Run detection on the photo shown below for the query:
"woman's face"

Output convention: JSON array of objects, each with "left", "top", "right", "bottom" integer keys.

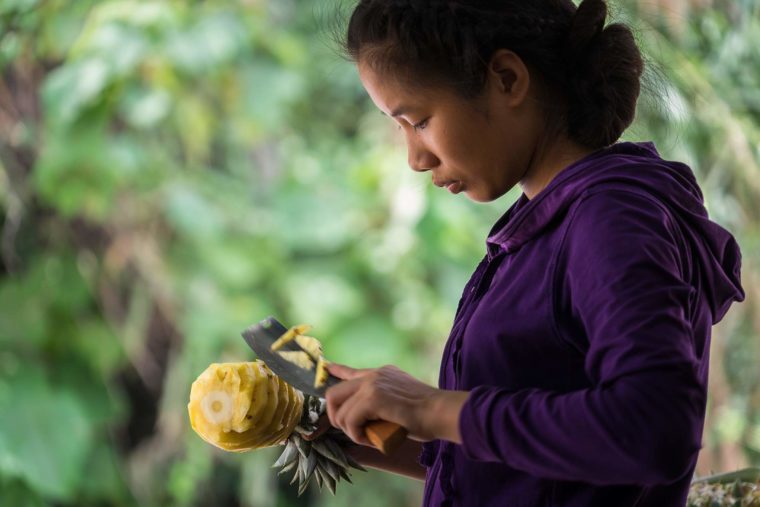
[{"left": 357, "top": 54, "right": 544, "bottom": 202}]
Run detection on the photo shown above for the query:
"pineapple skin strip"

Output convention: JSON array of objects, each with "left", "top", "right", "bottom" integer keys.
[
  {"left": 277, "top": 351, "right": 315, "bottom": 370},
  {"left": 270, "top": 324, "right": 312, "bottom": 351},
  {"left": 294, "top": 334, "right": 323, "bottom": 362},
  {"left": 314, "top": 356, "right": 330, "bottom": 389},
  {"left": 271, "top": 324, "right": 329, "bottom": 388}
]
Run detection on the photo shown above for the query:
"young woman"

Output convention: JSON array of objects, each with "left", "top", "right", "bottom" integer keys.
[{"left": 318, "top": 0, "right": 746, "bottom": 505}]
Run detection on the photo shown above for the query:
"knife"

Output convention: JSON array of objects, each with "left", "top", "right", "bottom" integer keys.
[{"left": 242, "top": 316, "right": 408, "bottom": 455}]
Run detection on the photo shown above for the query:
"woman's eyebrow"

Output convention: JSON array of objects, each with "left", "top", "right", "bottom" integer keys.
[
  {"left": 390, "top": 106, "right": 411, "bottom": 117},
  {"left": 380, "top": 105, "right": 414, "bottom": 117}
]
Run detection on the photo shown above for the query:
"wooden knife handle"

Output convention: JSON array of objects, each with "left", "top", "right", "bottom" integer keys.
[{"left": 365, "top": 420, "right": 408, "bottom": 455}]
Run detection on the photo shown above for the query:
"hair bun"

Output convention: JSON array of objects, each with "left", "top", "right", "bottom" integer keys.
[
  {"left": 565, "top": 0, "right": 644, "bottom": 148},
  {"left": 566, "top": 0, "right": 607, "bottom": 61}
]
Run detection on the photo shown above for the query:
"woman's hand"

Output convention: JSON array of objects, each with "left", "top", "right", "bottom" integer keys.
[{"left": 324, "top": 363, "right": 469, "bottom": 447}]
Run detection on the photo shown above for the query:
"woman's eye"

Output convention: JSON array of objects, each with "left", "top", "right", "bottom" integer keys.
[
  {"left": 412, "top": 118, "right": 429, "bottom": 131},
  {"left": 394, "top": 118, "right": 429, "bottom": 132}
]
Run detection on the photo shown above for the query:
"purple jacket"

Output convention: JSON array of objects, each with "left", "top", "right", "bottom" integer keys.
[{"left": 419, "top": 142, "right": 745, "bottom": 507}]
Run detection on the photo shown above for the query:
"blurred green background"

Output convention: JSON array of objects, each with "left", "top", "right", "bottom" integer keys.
[{"left": 0, "top": 0, "right": 757, "bottom": 505}]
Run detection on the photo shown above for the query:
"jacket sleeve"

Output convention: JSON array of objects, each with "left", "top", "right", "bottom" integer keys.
[{"left": 457, "top": 189, "right": 705, "bottom": 486}]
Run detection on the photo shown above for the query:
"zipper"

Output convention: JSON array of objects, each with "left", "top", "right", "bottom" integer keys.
[
  {"left": 426, "top": 251, "right": 508, "bottom": 504},
  {"left": 454, "top": 256, "right": 489, "bottom": 323},
  {"left": 451, "top": 252, "right": 507, "bottom": 384},
  {"left": 439, "top": 256, "right": 490, "bottom": 390}
]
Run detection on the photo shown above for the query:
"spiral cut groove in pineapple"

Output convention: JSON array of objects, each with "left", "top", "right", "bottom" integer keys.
[{"left": 188, "top": 361, "right": 304, "bottom": 452}]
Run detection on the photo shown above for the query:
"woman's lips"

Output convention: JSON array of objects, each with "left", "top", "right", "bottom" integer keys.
[
  {"left": 433, "top": 177, "right": 463, "bottom": 193},
  {"left": 446, "top": 181, "right": 463, "bottom": 194}
]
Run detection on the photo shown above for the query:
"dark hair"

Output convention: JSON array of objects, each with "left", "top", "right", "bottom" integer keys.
[{"left": 341, "top": 0, "right": 644, "bottom": 149}]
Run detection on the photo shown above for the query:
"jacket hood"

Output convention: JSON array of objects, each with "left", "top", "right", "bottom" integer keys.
[{"left": 486, "top": 141, "right": 745, "bottom": 323}]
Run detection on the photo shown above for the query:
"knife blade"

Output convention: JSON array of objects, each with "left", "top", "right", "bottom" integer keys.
[
  {"left": 241, "top": 316, "right": 408, "bottom": 454},
  {"left": 241, "top": 316, "right": 340, "bottom": 397}
]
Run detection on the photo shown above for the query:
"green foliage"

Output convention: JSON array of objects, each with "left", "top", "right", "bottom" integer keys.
[
  {"left": 0, "top": 0, "right": 758, "bottom": 506},
  {"left": 0, "top": 368, "right": 92, "bottom": 499}
]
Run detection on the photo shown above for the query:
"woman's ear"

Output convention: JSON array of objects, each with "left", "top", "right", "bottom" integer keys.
[{"left": 487, "top": 49, "right": 531, "bottom": 107}]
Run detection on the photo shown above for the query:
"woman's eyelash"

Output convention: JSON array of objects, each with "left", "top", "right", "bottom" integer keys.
[
  {"left": 412, "top": 118, "right": 429, "bottom": 131},
  {"left": 394, "top": 118, "right": 430, "bottom": 131}
]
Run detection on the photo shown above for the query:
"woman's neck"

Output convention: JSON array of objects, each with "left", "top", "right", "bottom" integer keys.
[{"left": 520, "top": 137, "right": 595, "bottom": 200}]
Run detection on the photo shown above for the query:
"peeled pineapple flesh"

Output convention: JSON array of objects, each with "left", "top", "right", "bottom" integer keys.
[{"left": 188, "top": 361, "right": 304, "bottom": 452}]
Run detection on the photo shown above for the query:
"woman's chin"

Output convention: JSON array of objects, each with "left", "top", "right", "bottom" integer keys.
[
  {"left": 461, "top": 186, "right": 487, "bottom": 203},
  {"left": 467, "top": 186, "right": 506, "bottom": 203}
]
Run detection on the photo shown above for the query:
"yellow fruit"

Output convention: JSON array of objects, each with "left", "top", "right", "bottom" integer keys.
[
  {"left": 271, "top": 325, "right": 323, "bottom": 362},
  {"left": 314, "top": 356, "right": 330, "bottom": 389},
  {"left": 188, "top": 328, "right": 363, "bottom": 497},
  {"left": 270, "top": 324, "right": 312, "bottom": 351},
  {"left": 188, "top": 361, "right": 304, "bottom": 452},
  {"left": 294, "top": 334, "right": 323, "bottom": 361},
  {"left": 277, "top": 350, "right": 315, "bottom": 370}
]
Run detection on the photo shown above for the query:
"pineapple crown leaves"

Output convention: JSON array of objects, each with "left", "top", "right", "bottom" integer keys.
[{"left": 273, "top": 394, "right": 366, "bottom": 496}]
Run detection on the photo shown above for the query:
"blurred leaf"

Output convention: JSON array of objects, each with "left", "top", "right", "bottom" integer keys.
[
  {"left": 121, "top": 85, "right": 172, "bottom": 129},
  {"left": 0, "top": 278, "right": 47, "bottom": 347},
  {"left": 78, "top": 443, "right": 134, "bottom": 504},
  {"left": 0, "top": 369, "right": 94, "bottom": 500},
  {"left": 0, "top": 0, "right": 41, "bottom": 12},
  {"left": 163, "top": 182, "right": 224, "bottom": 240},
  {"left": 284, "top": 266, "right": 365, "bottom": 331},
  {"left": 241, "top": 61, "right": 305, "bottom": 134},
  {"left": 42, "top": 58, "right": 111, "bottom": 124},
  {"left": 166, "top": 437, "right": 213, "bottom": 506},
  {"left": 164, "top": 11, "right": 248, "bottom": 72},
  {"left": 329, "top": 316, "right": 405, "bottom": 369},
  {"left": 0, "top": 477, "right": 47, "bottom": 507},
  {"left": 34, "top": 121, "right": 138, "bottom": 218}
]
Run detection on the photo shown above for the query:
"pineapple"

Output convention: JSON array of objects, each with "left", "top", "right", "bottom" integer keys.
[
  {"left": 188, "top": 360, "right": 365, "bottom": 496},
  {"left": 188, "top": 361, "right": 303, "bottom": 451}
]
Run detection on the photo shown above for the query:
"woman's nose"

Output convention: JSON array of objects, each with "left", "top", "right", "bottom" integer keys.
[{"left": 407, "top": 138, "right": 439, "bottom": 173}]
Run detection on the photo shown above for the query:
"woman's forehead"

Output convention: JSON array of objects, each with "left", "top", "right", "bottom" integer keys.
[
  {"left": 358, "top": 62, "right": 451, "bottom": 115},
  {"left": 358, "top": 63, "right": 414, "bottom": 114}
]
